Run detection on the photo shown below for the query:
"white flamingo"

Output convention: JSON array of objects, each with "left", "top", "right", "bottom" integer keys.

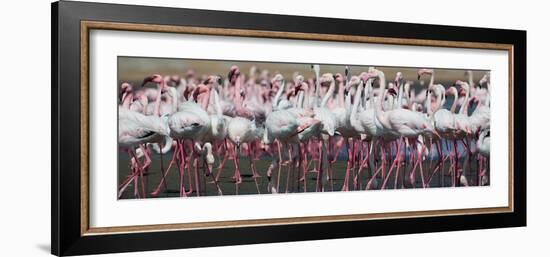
[
  {"left": 118, "top": 74, "right": 170, "bottom": 198},
  {"left": 365, "top": 68, "right": 438, "bottom": 189}
]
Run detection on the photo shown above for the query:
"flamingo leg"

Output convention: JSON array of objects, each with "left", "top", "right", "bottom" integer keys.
[
  {"left": 316, "top": 140, "right": 322, "bottom": 192},
  {"left": 248, "top": 145, "right": 261, "bottom": 194},
  {"left": 381, "top": 137, "right": 402, "bottom": 189},
  {"left": 453, "top": 140, "right": 460, "bottom": 187},
  {"left": 331, "top": 136, "right": 345, "bottom": 164},
  {"left": 426, "top": 140, "right": 444, "bottom": 187},
  {"left": 215, "top": 139, "right": 229, "bottom": 182},
  {"left": 341, "top": 139, "right": 352, "bottom": 191},
  {"left": 354, "top": 140, "right": 369, "bottom": 190},
  {"left": 193, "top": 150, "right": 200, "bottom": 197},
  {"left": 129, "top": 149, "right": 146, "bottom": 198},
  {"left": 118, "top": 150, "right": 142, "bottom": 198},
  {"left": 418, "top": 140, "right": 427, "bottom": 188},
  {"left": 285, "top": 143, "right": 294, "bottom": 193},
  {"left": 232, "top": 143, "right": 242, "bottom": 194},
  {"left": 394, "top": 138, "right": 404, "bottom": 189},
  {"left": 177, "top": 140, "right": 185, "bottom": 197},
  {"left": 299, "top": 143, "right": 307, "bottom": 192},
  {"left": 276, "top": 140, "right": 283, "bottom": 193},
  {"left": 151, "top": 141, "right": 179, "bottom": 196}
]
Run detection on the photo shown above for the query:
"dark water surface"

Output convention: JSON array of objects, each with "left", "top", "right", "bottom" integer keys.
[{"left": 118, "top": 144, "right": 489, "bottom": 199}]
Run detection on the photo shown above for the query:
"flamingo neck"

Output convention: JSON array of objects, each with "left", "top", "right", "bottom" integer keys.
[
  {"left": 337, "top": 80, "right": 345, "bottom": 108},
  {"left": 168, "top": 87, "right": 177, "bottom": 114},
  {"left": 152, "top": 82, "right": 163, "bottom": 117},
  {"left": 397, "top": 81, "right": 404, "bottom": 109},
  {"left": 314, "top": 68, "right": 320, "bottom": 108},
  {"left": 121, "top": 93, "right": 132, "bottom": 109},
  {"left": 198, "top": 90, "right": 210, "bottom": 110},
  {"left": 424, "top": 89, "right": 433, "bottom": 115},
  {"left": 430, "top": 89, "right": 443, "bottom": 115},
  {"left": 212, "top": 89, "right": 223, "bottom": 118},
  {"left": 448, "top": 89, "right": 458, "bottom": 113},
  {"left": 234, "top": 76, "right": 243, "bottom": 104},
  {"left": 459, "top": 86, "right": 470, "bottom": 114},
  {"left": 350, "top": 82, "right": 364, "bottom": 121},
  {"left": 302, "top": 83, "right": 311, "bottom": 109},
  {"left": 320, "top": 80, "right": 335, "bottom": 108},
  {"left": 344, "top": 91, "right": 352, "bottom": 116},
  {"left": 296, "top": 91, "right": 304, "bottom": 108},
  {"left": 374, "top": 72, "right": 391, "bottom": 129},
  {"left": 272, "top": 80, "right": 286, "bottom": 110},
  {"left": 405, "top": 86, "right": 413, "bottom": 110},
  {"left": 363, "top": 80, "right": 370, "bottom": 108}
]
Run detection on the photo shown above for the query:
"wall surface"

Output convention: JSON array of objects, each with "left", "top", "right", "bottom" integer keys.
[{"left": 0, "top": 0, "right": 545, "bottom": 256}]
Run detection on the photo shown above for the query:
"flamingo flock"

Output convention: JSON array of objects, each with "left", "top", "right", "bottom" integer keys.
[{"left": 118, "top": 64, "right": 491, "bottom": 199}]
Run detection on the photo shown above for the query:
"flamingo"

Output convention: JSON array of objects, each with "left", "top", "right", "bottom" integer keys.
[
  {"left": 152, "top": 81, "right": 212, "bottom": 197},
  {"left": 452, "top": 80, "right": 477, "bottom": 186},
  {"left": 332, "top": 72, "right": 360, "bottom": 191},
  {"left": 365, "top": 68, "right": 438, "bottom": 190},
  {"left": 227, "top": 116, "right": 263, "bottom": 194},
  {"left": 118, "top": 74, "right": 170, "bottom": 198},
  {"left": 469, "top": 73, "right": 491, "bottom": 134},
  {"left": 290, "top": 76, "right": 322, "bottom": 191},
  {"left": 117, "top": 65, "right": 490, "bottom": 199},
  {"left": 476, "top": 129, "right": 490, "bottom": 185},
  {"left": 263, "top": 75, "right": 305, "bottom": 193},
  {"left": 311, "top": 66, "right": 338, "bottom": 191}
]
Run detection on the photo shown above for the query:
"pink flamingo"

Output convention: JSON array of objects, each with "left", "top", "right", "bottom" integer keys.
[
  {"left": 118, "top": 75, "right": 169, "bottom": 198},
  {"left": 365, "top": 68, "right": 439, "bottom": 190},
  {"left": 152, "top": 81, "right": 212, "bottom": 197}
]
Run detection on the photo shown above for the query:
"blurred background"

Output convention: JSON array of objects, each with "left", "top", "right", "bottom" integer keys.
[{"left": 118, "top": 56, "right": 488, "bottom": 88}]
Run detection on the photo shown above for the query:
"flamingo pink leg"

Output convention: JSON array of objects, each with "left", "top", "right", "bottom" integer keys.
[{"left": 341, "top": 139, "right": 353, "bottom": 191}]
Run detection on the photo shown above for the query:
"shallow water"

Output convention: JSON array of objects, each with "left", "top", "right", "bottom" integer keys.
[{"left": 118, "top": 142, "right": 489, "bottom": 199}]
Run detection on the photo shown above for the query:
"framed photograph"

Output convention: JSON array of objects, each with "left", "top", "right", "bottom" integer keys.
[{"left": 52, "top": 1, "right": 526, "bottom": 256}]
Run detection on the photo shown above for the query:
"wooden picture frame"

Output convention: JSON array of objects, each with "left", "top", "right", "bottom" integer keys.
[{"left": 52, "top": 1, "right": 526, "bottom": 255}]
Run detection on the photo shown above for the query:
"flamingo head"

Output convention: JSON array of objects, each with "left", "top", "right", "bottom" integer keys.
[
  {"left": 422, "top": 122, "right": 440, "bottom": 138},
  {"left": 395, "top": 71, "right": 403, "bottom": 86},
  {"left": 294, "top": 118, "right": 322, "bottom": 139},
  {"left": 345, "top": 75, "right": 362, "bottom": 94},
  {"left": 193, "top": 84, "right": 210, "bottom": 110},
  {"left": 202, "top": 75, "right": 223, "bottom": 90},
  {"left": 479, "top": 73, "right": 490, "bottom": 86},
  {"left": 119, "top": 82, "right": 132, "bottom": 101},
  {"left": 227, "top": 65, "right": 241, "bottom": 84},
  {"left": 361, "top": 68, "right": 380, "bottom": 83},
  {"left": 348, "top": 75, "right": 361, "bottom": 87},
  {"left": 168, "top": 113, "right": 205, "bottom": 137},
  {"left": 417, "top": 69, "right": 434, "bottom": 80},
  {"left": 133, "top": 90, "right": 145, "bottom": 100},
  {"left": 469, "top": 95, "right": 480, "bottom": 109},
  {"left": 387, "top": 85, "right": 398, "bottom": 97},
  {"left": 293, "top": 78, "right": 309, "bottom": 96},
  {"left": 334, "top": 73, "right": 345, "bottom": 83},
  {"left": 445, "top": 86, "right": 458, "bottom": 97},
  {"left": 167, "top": 75, "right": 181, "bottom": 87},
  {"left": 458, "top": 87, "right": 467, "bottom": 97},
  {"left": 319, "top": 73, "right": 334, "bottom": 87},
  {"left": 271, "top": 74, "right": 284, "bottom": 87},
  {"left": 456, "top": 80, "right": 469, "bottom": 95},
  {"left": 141, "top": 74, "right": 163, "bottom": 87}
]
